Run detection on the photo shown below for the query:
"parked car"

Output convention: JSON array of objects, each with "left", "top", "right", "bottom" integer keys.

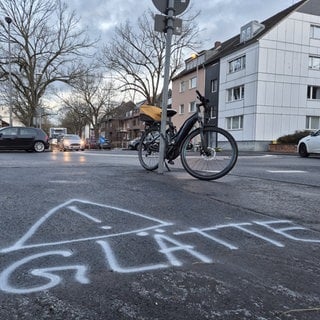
[
  {"left": 128, "top": 137, "right": 141, "bottom": 150},
  {"left": 97, "top": 137, "right": 111, "bottom": 150},
  {"left": 0, "top": 126, "right": 50, "bottom": 152},
  {"left": 85, "top": 137, "right": 111, "bottom": 150},
  {"left": 297, "top": 129, "right": 320, "bottom": 157},
  {"left": 57, "top": 134, "right": 85, "bottom": 151},
  {"left": 85, "top": 138, "right": 98, "bottom": 149}
]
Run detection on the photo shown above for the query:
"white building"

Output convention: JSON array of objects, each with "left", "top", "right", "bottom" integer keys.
[
  {"left": 0, "top": 106, "right": 10, "bottom": 127},
  {"left": 0, "top": 105, "right": 23, "bottom": 127},
  {"left": 172, "top": 0, "right": 320, "bottom": 150}
]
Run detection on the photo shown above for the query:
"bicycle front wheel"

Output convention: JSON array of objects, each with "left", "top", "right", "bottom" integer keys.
[
  {"left": 180, "top": 126, "right": 238, "bottom": 180},
  {"left": 138, "top": 126, "right": 161, "bottom": 171}
]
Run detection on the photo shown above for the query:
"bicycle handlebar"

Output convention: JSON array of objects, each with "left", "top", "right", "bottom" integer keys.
[{"left": 196, "top": 90, "right": 209, "bottom": 106}]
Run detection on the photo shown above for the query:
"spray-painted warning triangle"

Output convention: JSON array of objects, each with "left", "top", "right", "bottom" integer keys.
[{"left": 1, "top": 199, "right": 172, "bottom": 253}]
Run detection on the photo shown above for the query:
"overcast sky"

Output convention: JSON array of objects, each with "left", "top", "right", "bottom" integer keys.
[{"left": 67, "top": 0, "right": 301, "bottom": 52}]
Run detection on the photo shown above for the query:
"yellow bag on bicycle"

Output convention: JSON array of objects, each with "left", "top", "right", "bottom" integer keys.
[{"left": 140, "top": 105, "right": 162, "bottom": 122}]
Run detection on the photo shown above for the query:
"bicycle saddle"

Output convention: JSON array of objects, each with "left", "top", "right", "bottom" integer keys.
[{"left": 166, "top": 109, "right": 177, "bottom": 118}]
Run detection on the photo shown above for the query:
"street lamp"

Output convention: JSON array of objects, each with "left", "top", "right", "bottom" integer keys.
[
  {"left": 190, "top": 53, "right": 198, "bottom": 59},
  {"left": 5, "top": 16, "right": 13, "bottom": 126}
]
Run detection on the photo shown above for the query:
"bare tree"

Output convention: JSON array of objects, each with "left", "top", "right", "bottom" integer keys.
[
  {"left": 0, "top": 0, "right": 96, "bottom": 126},
  {"left": 102, "top": 9, "right": 201, "bottom": 106},
  {"left": 58, "top": 72, "right": 116, "bottom": 138},
  {"left": 59, "top": 108, "right": 88, "bottom": 137}
]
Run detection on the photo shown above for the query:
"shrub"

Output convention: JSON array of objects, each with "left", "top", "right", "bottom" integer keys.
[{"left": 276, "top": 130, "right": 311, "bottom": 144}]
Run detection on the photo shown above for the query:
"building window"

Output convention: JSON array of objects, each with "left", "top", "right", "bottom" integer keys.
[
  {"left": 189, "top": 77, "right": 197, "bottom": 89},
  {"left": 210, "top": 106, "right": 216, "bottom": 119},
  {"left": 240, "top": 26, "right": 252, "bottom": 43},
  {"left": 179, "top": 104, "right": 185, "bottom": 114},
  {"left": 227, "top": 85, "right": 245, "bottom": 102},
  {"left": 189, "top": 101, "right": 196, "bottom": 112},
  {"left": 307, "top": 85, "right": 320, "bottom": 99},
  {"left": 306, "top": 116, "right": 320, "bottom": 130},
  {"left": 310, "top": 25, "right": 320, "bottom": 39},
  {"left": 226, "top": 115, "right": 243, "bottom": 130},
  {"left": 180, "top": 81, "right": 186, "bottom": 92},
  {"left": 309, "top": 56, "right": 320, "bottom": 70},
  {"left": 228, "top": 55, "right": 246, "bottom": 73},
  {"left": 211, "top": 79, "right": 218, "bottom": 93}
]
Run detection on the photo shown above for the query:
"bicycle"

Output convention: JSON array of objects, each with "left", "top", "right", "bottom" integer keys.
[{"left": 138, "top": 90, "right": 238, "bottom": 180}]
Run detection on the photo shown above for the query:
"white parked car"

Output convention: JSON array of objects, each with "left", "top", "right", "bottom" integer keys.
[
  {"left": 57, "top": 134, "right": 85, "bottom": 151},
  {"left": 128, "top": 137, "right": 141, "bottom": 150},
  {"left": 297, "top": 129, "right": 320, "bottom": 157}
]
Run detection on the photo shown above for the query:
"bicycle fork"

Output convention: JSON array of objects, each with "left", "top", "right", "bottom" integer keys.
[{"left": 199, "top": 126, "right": 218, "bottom": 158}]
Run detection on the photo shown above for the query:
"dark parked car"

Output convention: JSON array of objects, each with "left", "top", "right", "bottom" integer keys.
[
  {"left": 0, "top": 126, "right": 50, "bottom": 152},
  {"left": 85, "top": 138, "right": 97, "bottom": 149},
  {"left": 128, "top": 137, "right": 141, "bottom": 150},
  {"left": 57, "top": 134, "right": 85, "bottom": 151}
]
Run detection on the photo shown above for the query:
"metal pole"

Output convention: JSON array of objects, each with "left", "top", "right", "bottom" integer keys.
[
  {"left": 39, "top": 108, "right": 42, "bottom": 129},
  {"left": 158, "top": 0, "right": 174, "bottom": 174},
  {"left": 5, "top": 17, "right": 13, "bottom": 127}
]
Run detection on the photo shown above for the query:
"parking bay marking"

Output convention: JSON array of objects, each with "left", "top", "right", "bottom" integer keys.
[{"left": 267, "top": 170, "right": 306, "bottom": 173}]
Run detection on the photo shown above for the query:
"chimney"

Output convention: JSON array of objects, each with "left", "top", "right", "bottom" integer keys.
[{"left": 214, "top": 41, "right": 221, "bottom": 49}]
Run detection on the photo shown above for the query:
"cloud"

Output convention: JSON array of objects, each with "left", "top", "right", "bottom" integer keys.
[
  {"left": 67, "top": 0, "right": 298, "bottom": 51},
  {"left": 197, "top": 0, "right": 296, "bottom": 44}
]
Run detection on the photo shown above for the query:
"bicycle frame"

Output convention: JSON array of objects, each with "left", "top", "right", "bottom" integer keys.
[
  {"left": 173, "top": 112, "right": 199, "bottom": 145},
  {"left": 166, "top": 112, "right": 199, "bottom": 161}
]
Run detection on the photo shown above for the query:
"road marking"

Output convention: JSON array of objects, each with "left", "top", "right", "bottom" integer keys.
[
  {"left": 83, "top": 152, "right": 138, "bottom": 158},
  {"left": 267, "top": 170, "right": 306, "bottom": 173},
  {"left": 239, "top": 154, "right": 277, "bottom": 159},
  {"left": 67, "top": 205, "right": 102, "bottom": 223},
  {"left": 1, "top": 199, "right": 320, "bottom": 294},
  {"left": 48, "top": 180, "right": 81, "bottom": 184}
]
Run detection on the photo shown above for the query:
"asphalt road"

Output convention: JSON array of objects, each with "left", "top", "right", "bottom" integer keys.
[{"left": 0, "top": 149, "right": 319, "bottom": 320}]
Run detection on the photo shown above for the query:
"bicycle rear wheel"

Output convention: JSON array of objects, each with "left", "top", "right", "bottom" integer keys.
[
  {"left": 180, "top": 126, "right": 238, "bottom": 180},
  {"left": 138, "top": 126, "right": 161, "bottom": 171}
]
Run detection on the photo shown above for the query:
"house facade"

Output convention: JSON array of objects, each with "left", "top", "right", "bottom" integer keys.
[
  {"left": 100, "top": 101, "right": 144, "bottom": 148},
  {"left": 0, "top": 107, "right": 19, "bottom": 127},
  {"left": 0, "top": 117, "right": 9, "bottom": 127},
  {"left": 172, "top": 0, "right": 320, "bottom": 151},
  {"left": 171, "top": 54, "right": 206, "bottom": 130}
]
